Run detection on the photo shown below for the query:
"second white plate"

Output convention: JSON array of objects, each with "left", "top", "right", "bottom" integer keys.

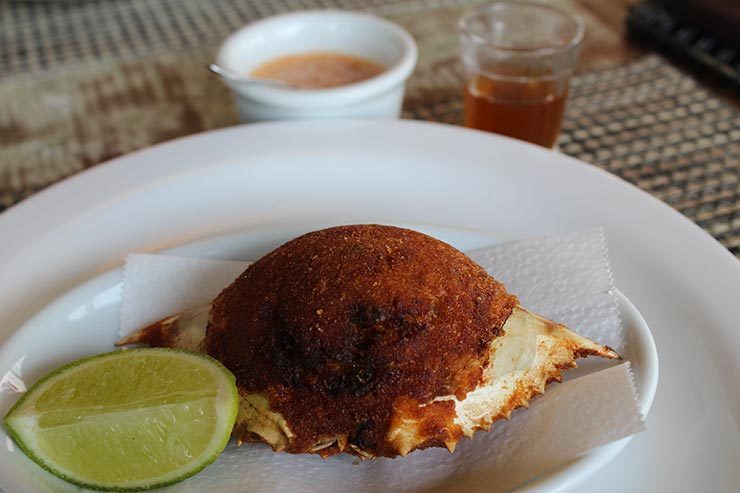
[
  {"left": 0, "top": 120, "right": 737, "bottom": 491},
  {"left": 0, "top": 225, "right": 657, "bottom": 493}
]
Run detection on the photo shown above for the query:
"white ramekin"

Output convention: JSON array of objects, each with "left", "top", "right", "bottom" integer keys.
[{"left": 215, "top": 10, "right": 418, "bottom": 122}]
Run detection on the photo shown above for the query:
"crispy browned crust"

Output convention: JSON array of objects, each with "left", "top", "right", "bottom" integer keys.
[{"left": 206, "top": 224, "right": 518, "bottom": 457}]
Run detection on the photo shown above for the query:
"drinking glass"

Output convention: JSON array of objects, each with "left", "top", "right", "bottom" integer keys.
[{"left": 459, "top": 2, "right": 584, "bottom": 148}]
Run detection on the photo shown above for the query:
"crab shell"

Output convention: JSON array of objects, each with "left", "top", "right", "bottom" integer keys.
[{"left": 117, "top": 304, "right": 617, "bottom": 458}]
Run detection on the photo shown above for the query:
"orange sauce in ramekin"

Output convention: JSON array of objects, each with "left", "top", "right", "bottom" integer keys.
[{"left": 251, "top": 52, "right": 385, "bottom": 89}]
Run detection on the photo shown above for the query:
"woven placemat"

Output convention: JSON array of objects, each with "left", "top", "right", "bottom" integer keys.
[{"left": 1, "top": 0, "right": 739, "bottom": 255}]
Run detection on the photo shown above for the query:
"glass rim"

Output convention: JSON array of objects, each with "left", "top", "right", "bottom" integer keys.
[{"left": 458, "top": 1, "right": 586, "bottom": 56}]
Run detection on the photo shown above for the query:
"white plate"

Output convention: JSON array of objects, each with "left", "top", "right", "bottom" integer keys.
[
  {"left": 0, "top": 120, "right": 738, "bottom": 492},
  {"left": 0, "top": 226, "right": 657, "bottom": 493}
]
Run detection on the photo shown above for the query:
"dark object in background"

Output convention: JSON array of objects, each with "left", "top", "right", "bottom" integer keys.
[
  {"left": 627, "top": 1, "right": 740, "bottom": 89},
  {"left": 661, "top": 0, "right": 740, "bottom": 46}
]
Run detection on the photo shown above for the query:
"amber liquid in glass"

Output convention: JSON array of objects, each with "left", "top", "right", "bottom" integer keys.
[{"left": 464, "top": 75, "right": 568, "bottom": 148}]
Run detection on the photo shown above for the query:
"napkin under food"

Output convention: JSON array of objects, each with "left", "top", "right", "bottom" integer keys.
[{"left": 119, "top": 229, "right": 644, "bottom": 493}]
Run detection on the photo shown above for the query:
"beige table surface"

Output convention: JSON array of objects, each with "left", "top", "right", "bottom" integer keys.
[{"left": 1, "top": 0, "right": 738, "bottom": 255}]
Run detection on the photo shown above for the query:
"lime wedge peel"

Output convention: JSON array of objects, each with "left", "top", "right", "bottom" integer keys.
[{"left": 4, "top": 348, "right": 238, "bottom": 492}]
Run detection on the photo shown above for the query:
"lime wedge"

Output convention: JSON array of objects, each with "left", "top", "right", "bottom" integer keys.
[{"left": 4, "top": 348, "right": 238, "bottom": 491}]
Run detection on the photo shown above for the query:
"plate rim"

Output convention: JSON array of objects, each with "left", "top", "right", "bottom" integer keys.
[{"left": 1, "top": 120, "right": 737, "bottom": 269}]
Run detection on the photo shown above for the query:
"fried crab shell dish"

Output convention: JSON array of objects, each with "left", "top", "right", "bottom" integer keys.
[{"left": 118, "top": 225, "right": 618, "bottom": 459}]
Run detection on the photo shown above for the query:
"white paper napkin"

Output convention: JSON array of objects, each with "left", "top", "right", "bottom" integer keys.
[
  {"left": 120, "top": 255, "right": 248, "bottom": 336},
  {"left": 119, "top": 229, "right": 645, "bottom": 493},
  {"left": 467, "top": 228, "right": 623, "bottom": 353}
]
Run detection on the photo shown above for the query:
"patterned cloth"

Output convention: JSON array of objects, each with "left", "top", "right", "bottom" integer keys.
[{"left": 1, "top": 0, "right": 739, "bottom": 255}]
